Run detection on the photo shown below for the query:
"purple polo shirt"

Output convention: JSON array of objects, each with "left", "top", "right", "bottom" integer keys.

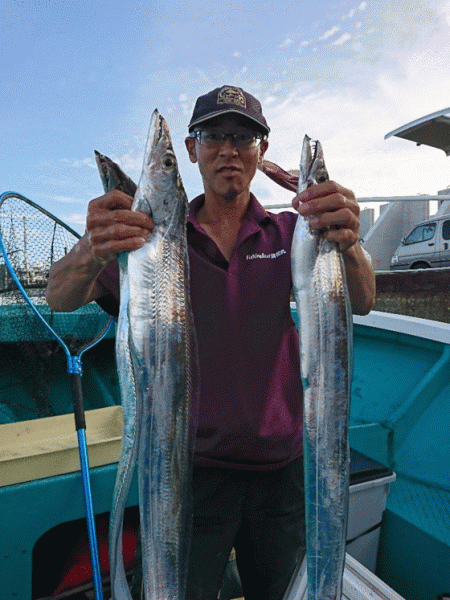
[{"left": 97, "top": 194, "right": 303, "bottom": 471}]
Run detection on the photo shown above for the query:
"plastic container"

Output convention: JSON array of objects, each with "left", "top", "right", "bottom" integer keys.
[
  {"left": 348, "top": 449, "right": 396, "bottom": 572},
  {"left": 284, "top": 552, "right": 406, "bottom": 600}
]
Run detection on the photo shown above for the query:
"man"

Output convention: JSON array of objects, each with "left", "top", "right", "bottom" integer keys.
[{"left": 46, "top": 85, "right": 375, "bottom": 600}]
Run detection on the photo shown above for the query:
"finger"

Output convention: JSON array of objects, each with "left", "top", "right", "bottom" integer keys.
[
  {"left": 297, "top": 194, "right": 356, "bottom": 219},
  {"left": 307, "top": 205, "right": 360, "bottom": 232},
  {"left": 87, "top": 208, "right": 154, "bottom": 233},
  {"left": 293, "top": 181, "right": 356, "bottom": 212},
  {"left": 298, "top": 180, "right": 356, "bottom": 203},
  {"left": 86, "top": 189, "right": 154, "bottom": 232},
  {"left": 87, "top": 229, "right": 149, "bottom": 266},
  {"left": 298, "top": 193, "right": 359, "bottom": 221},
  {"left": 323, "top": 227, "right": 359, "bottom": 252},
  {"left": 89, "top": 222, "right": 152, "bottom": 245},
  {"left": 90, "top": 235, "right": 148, "bottom": 257},
  {"left": 292, "top": 182, "right": 355, "bottom": 211},
  {"left": 87, "top": 210, "right": 153, "bottom": 265},
  {"left": 88, "top": 189, "right": 134, "bottom": 213}
]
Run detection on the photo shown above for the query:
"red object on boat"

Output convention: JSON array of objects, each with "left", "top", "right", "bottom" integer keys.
[{"left": 52, "top": 513, "right": 138, "bottom": 595}]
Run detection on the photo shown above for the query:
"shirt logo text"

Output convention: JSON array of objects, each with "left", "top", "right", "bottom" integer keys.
[{"left": 246, "top": 249, "right": 286, "bottom": 260}]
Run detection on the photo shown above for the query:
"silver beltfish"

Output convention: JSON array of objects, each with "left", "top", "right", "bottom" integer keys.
[
  {"left": 287, "top": 136, "right": 352, "bottom": 600},
  {"left": 95, "top": 150, "right": 140, "bottom": 600},
  {"left": 96, "top": 110, "right": 198, "bottom": 600}
]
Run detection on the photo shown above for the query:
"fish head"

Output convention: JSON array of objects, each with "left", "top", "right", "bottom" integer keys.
[
  {"left": 298, "top": 135, "right": 329, "bottom": 192},
  {"left": 94, "top": 150, "right": 138, "bottom": 197},
  {"left": 133, "top": 109, "right": 188, "bottom": 229}
]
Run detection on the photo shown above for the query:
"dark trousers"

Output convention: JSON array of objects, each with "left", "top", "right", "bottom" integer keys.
[
  {"left": 131, "top": 458, "right": 305, "bottom": 600},
  {"left": 186, "top": 458, "right": 305, "bottom": 600}
]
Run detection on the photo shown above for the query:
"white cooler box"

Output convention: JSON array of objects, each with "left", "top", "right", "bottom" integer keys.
[
  {"left": 221, "top": 450, "right": 397, "bottom": 600},
  {"left": 347, "top": 449, "right": 396, "bottom": 572},
  {"left": 284, "top": 552, "right": 406, "bottom": 600}
]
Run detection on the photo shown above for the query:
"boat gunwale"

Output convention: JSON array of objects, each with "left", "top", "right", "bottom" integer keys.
[{"left": 352, "top": 310, "right": 450, "bottom": 345}]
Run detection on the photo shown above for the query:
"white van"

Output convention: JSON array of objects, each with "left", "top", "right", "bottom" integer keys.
[{"left": 390, "top": 214, "right": 450, "bottom": 270}]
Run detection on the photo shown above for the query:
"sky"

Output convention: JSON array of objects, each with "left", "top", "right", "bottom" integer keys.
[{"left": 1, "top": 0, "right": 450, "bottom": 233}]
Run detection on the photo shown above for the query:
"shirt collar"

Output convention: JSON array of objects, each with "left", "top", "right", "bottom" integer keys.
[{"left": 188, "top": 193, "right": 272, "bottom": 231}]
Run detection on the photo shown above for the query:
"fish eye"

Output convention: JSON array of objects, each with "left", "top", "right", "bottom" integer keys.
[{"left": 163, "top": 154, "right": 175, "bottom": 169}]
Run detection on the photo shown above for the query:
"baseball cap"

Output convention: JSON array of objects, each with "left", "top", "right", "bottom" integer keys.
[{"left": 188, "top": 86, "right": 270, "bottom": 135}]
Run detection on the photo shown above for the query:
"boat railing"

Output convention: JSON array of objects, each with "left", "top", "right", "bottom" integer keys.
[{"left": 263, "top": 194, "right": 450, "bottom": 211}]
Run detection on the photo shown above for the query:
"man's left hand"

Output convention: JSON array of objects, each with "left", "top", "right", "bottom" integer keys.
[{"left": 292, "top": 181, "right": 360, "bottom": 253}]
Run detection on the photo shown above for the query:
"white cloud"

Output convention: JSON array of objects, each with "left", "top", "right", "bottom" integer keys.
[
  {"left": 320, "top": 25, "right": 341, "bottom": 40},
  {"left": 442, "top": 1, "right": 450, "bottom": 26},
  {"left": 298, "top": 40, "right": 311, "bottom": 52},
  {"left": 256, "top": 24, "right": 450, "bottom": 209},
  {"left": 111, "top": 153, "right": 143, "bottom": 174},
  {"left": 377, "top": 39, "right": 450, "bottom": 120},
  {"left": 233, "top": 51, "right": 241, "bottom": 57},
  {"left": 61, "top": 157, "right": 96, "bottom": 169},
  {"left": 279, "top": 37, "right": 293, "bottom": 48},
  {"left": 359, "top": 1, "right": 367, "bottom": 10},
  {"left": 342, "top": 5, "right": 358, "bottom": 20},
  {"left": 351, "top": 41, "right": 363, "bottom": 51},
  {"left": 62, "top": 152, "right": 143, "bottom": 179},
  {"left": 64, "top": 213, "right": 90, "bottom": 227},
  {"left": 332, "top": 33, "right": 352, "bottom": 45},
  {"left": 178, "top": 93, "right": 193, "bottom": 116}
]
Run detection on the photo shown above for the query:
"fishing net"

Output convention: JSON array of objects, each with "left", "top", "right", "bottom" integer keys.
[
  {"left": 0, "top": 191, "right": 113, "bottom": 599},
  {"left": 0, "top": 192, "right": 112, "bottom": 423}
]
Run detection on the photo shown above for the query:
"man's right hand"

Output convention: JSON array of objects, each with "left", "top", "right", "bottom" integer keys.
[
  {"left": 86, "top": 190, "right": 154, "bottom": 265},
  {"left": 46, "top": 190, "right": 154, "bottom": 311}
]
